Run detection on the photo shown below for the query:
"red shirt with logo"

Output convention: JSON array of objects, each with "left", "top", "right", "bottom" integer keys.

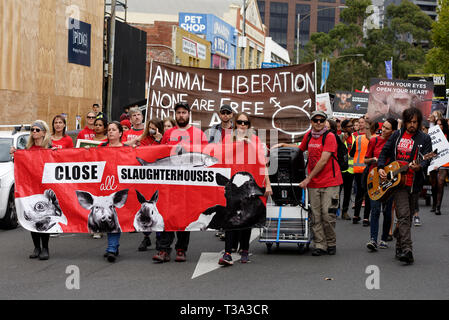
[
  {"left": 161, "top": 126, "right": 208, "bottom": 146},
  {"left": 396, "top": 131, "right": 416, "bottom": 187},
  {"left": 52, "top": 135, "right": 74, "bottom": 149},
  {"left": 122, "top": 128, "right": 144, "bottom": 142},
  {"left": 140, "top": 135, "right": 159, "bottom": 146},
  {"left": 299, "top": 131, "right": 343, "bottom": 188},
  {"left": 77, "top": 126, "right": 95, "bottom": 140},
  {"left": 366, "top": 136, "right": 388, "bottom": 171}
]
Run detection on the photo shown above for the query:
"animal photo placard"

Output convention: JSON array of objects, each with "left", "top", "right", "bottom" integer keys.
[{"left": 14, "top": 143, "right": 267, "bottom": 233}]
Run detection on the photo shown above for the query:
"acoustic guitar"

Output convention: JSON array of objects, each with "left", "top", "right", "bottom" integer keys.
[{"left": 367, "top": 150, "right": 438, "bottom": 202}]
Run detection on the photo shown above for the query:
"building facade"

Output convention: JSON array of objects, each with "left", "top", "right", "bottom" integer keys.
[{"left": 257, "top": 0, "right": 345, "bottom": 54}]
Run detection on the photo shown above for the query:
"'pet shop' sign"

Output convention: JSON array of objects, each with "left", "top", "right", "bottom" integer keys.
[
  {"left": 14, "top": 143, "right": 267, "bottom": 234},
  {"left": 146, "top": 61, "right": 316, "bottom": 143}
]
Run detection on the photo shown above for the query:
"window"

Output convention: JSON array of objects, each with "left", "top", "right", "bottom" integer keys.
[
  {"left": 258, "top": 1, "right": 265, "bottom": 24},
  {"left": 269, "top": 2, "right": 289, "bottom": 49},
  {"left": 317, "top": 6, "right": 335, "bottom": 33},
  {"left": 296, "top": 4, "right": 311, "bottom": 46}
]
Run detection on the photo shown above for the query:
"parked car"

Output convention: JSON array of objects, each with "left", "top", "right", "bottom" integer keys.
[{"left": 0, "top": 125, "right": 30, "bottom": 229}]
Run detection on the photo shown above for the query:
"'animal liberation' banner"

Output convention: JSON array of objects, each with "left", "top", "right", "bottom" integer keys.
[
  {"left": 14, "top": 143, "right": 267, "bottom": 233},
  {"left": 146, "top": 61, "right": 316, "bottom": 143}
]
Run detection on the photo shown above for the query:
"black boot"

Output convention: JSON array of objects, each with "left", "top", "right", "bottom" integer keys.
[
  {"left": 39, "top": 248, "right": 49, "bottom": 260},
  {"left": 29, "top": 247, "right": 41, "bottom": 259}
]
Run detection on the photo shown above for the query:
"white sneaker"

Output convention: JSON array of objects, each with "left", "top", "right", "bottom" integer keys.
[
  {"left": 413, "top": 216, "right": 421, "bottom": 226},
  {"left": 92, "top": 233, "right": 102, "bottom": 239}
]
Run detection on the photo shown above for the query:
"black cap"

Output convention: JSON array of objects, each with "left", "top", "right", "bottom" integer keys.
[
  {"left": 174, "top": 102, "right": 190, "bottom": 112},
  {"left": 220, "top": 104, "right": 233, "bottom": 113}
]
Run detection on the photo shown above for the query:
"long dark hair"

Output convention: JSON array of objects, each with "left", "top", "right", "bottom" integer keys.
[
  {"left": 94, "top": 117, "right": 108, "bottom": 135},
  {"left": 402, "top": 107, "right": 423, "bottom": 130},
  {"left": 436, "top": 118, "right": 449, "bottom": 137},
  {"left": 385, "top": 117, "right": 398, "bottom": 131},
  {"left": 52, "top": 115, "right": 67, "bottom": 136},
  {"left": 108, "top": 121, "right": 123, "bottom": 141}
]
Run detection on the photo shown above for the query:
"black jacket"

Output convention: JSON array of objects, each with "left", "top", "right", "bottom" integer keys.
[{"left": 377, "top": 128, "right": 432, "bottom": 194}]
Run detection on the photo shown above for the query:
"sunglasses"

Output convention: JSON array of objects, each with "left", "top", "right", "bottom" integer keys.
[
  {"left": 312, "top": 118, "right": 326, "bottom": 123},
  {"left": 31, "top": 128, "right": 41, "bottom": 132},
  {"left": 236, "top": 120, "right": 250, "bottom": 126},
  {"left": 220, "top": 110, "right": 232, "bottom": 115},
  {"left": 87, "top": 116, "right": 96, "bottom": 119}
]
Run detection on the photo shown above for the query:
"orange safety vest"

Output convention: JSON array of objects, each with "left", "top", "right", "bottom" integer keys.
[{"left": 353, "top": 134, "right": 370, "bottom": 173}]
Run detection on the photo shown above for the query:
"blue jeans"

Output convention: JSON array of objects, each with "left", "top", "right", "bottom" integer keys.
[
  {"left": 106, "top": 232, "right": 121, "bottom": 253},
  {"left": 369, "top": 198, "right": 393, "bottom": 242}
]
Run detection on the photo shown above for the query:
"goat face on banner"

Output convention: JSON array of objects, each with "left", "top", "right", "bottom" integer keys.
[
  {"left": 185, "top": 172, "right": 266, "bottom": 231},
  {"left": 133, "top": 190, "right": 164, "bottom": 232},
  {"left": 17, "top": 189, "right": 68, "bottom": 233},
  {"left": 76, "top": 189, "right": 128, "bottom": 233}
]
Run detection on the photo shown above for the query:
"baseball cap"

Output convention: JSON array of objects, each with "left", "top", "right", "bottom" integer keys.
[
  {"left": 174, "top": 102, "right": 190, "bottom": 112},
  {"left": 310, "top": 110, "right": 327, "bottom": 120},
  {"left": 220, "top": 104, "right": 233, "bottom": 113}
]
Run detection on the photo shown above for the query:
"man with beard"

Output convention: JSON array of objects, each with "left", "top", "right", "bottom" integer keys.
[
  {"left": 377, "top": 107, "right": 432, "bottom": 264},
  {"left": 153, "top": 102, "right": 208, "bottom": 263}
]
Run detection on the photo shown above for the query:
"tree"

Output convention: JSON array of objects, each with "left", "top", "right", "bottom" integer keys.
[{"left": 425, "top": 0, "right": 449, "bottom": 75}]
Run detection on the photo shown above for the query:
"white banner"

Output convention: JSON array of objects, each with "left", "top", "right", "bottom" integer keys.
[{"left": 428, "top": 126, "right": 449, "bottom": 173}]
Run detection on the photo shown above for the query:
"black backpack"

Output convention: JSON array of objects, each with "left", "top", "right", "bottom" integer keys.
[{"left": 305, "top": 131, "right": 349, "bottom": 175}]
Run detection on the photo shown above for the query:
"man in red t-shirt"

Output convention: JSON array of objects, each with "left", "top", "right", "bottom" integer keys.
[
  {"left": 122, "top": 107, "right": 145, "bottom": 143},
  {"left": 153, "top": 102, "right": 207, "bottom": 264},
  {"left": 299, "top": 110, "right": 343, "bottom": 256},
  {"left": 76, "top": 112, "right": 96, "bottom": 143}
]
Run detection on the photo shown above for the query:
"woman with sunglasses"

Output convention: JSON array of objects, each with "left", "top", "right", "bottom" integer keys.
[
  {"left": 218, "top": 112, "right": 273, "bottom": 265},
  {"left": 51, "top": 115, "right": 74, "bottom": 149},
  {"left": 10, "top": 120, "right": 53, "bottom": 260}
]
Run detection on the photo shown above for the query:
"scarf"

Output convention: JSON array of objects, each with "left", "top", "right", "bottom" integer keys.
[{"left": 311, "top": 127, "right": 327, "bottom": 139}]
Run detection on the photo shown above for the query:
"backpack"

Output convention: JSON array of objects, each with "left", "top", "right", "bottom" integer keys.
[{"left": 306, "top": 131, "right": 349, "bottom": 175}]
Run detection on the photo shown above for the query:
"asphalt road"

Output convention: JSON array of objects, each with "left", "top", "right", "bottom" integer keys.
[{"left": 1, "top": 196, "right": 448, "bottom": 301}]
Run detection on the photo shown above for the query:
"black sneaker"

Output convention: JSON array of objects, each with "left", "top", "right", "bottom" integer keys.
[
  {"left": 398, "top": 250, "right": 414, "bottom": 264},
  {"left": 366, "top": 240, "right": 378, "bottom": 252},
  {"left": 435, "top": 207, "right": 441, "bottom": 215},
  {"left": 138, "top": 236, "right": 151, "bottom": 251},
  {"left": 105, "top": 251, "right": 117, "bottom": 263},
  {"left": 39, "top": 248, "right": 49, "bottom": 260},
  {"left": 352, "top": 216, "right": 361, "bottom": 224},
  {"left": 362, "top": 219, "right": 370, "bottom": 227},
  {"left": 312, "top": 248, "right": 327, "bottom": 256},
  {"left": 29, "top": 247, "right": 41, "bottom": 259},
  {"left": 327, "top": 246, "right": 336, "bottom": 255},
  {"left": 395, "top": 248, "right": 403, "bottom": 260},
  {"left": 218, "top": 252, "right": 233, "bottom": 266}
]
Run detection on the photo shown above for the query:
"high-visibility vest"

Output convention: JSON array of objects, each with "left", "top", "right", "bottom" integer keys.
[
  {"left": 341, "top": 133, "right": 355, "bottom": 174},
  {"left": 353, "top": 134, "right": 369, "bottom": 173}
]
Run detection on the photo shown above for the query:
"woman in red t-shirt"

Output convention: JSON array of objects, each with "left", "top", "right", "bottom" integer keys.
[
  {"left": 92, "top": 118, "right": 108, "bottom": 143},
  {"left": 51, "top": 115, "right": 74, "bottom": 149},
  {"left": 364, "top": 118, "right": 397, "bottom": 251},
  {"left": 11, "top": 120, "right": 54, "bottom": 261},
  {"left": 218, "top": 112, "right": 272, "bottom": 266}
]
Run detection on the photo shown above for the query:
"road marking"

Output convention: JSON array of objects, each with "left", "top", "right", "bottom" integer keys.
[{"left": 191, "top": 229, "right": 260, "bottom": 279}]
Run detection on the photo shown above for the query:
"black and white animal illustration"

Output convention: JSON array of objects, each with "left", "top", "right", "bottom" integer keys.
[
  {"left": 76, "top": 189, "right": 128, "bottom": 233},
  {"left": 185, "top": 172, "right": 266, "bottom": 231},
  {"left": 133, "top": 189, "right": 164, "bottom": 232},
  {"left": 17, "top": 189, "right": 68, "bottom": 233},
  {"left": 136, "top": 145, "right": 218, "bottom": 168}
]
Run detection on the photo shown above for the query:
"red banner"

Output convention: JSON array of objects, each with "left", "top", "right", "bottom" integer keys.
[{"left": 14, "top": 143, "right": 267, "bottom": 233}]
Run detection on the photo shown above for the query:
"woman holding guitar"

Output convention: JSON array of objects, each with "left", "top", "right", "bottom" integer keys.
[
  {"left": 364, "top": 118, "right": 397, "bottom": 252},
  {"left": 377, "top": 108, "right": 432, "bottom": 265}
]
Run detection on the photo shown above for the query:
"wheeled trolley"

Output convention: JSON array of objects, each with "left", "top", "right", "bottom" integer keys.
[{"left": 259, "top": 188, "right": 311, "bottom": 254}]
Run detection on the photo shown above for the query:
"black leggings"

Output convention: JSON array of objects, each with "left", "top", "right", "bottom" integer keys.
[
  {"left": 225, "top": 229, "right": 251, "bottom": 253},
  {"left": 31, "top": 232, "right": 49, "bottom": 249},
  {"left": 430, "top": 169, "right": 448, "bottom": 208}
]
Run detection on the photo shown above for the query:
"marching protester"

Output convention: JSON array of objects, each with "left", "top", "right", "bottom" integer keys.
[
  {"left": 339, "top": 119, "right": 355, "bottom": 220},
  {"left": 51, "top": 114, "right": 74, "bottom": 149},
  {"left": 378, "top": 107, "right": 432, "bottom": 264},
  {"left": 101, "top": 121, "right": 128, "bottom": 262},
  {"left": 429, "top": 117, "right": 449, "bottom": 216},
  {"left": 122, "top": 107, "right": 145, "bottom": 143},
  {"left": 152, "top": 102, "right": 208, "bottom": 263},
  {"left": 92, "top": 118, "right": 108, "bottom": 143},
  {"left": 163, "top": 117, "right": 176, "bottom": 132},
  {"left": 11, "top": 120, "right": 53, "bottom": 260},
  {"left": 77, "top": 111, "right": 96, "bottom": 141},
  {"left": 350, "top": 116, "right": 372, "bottom": 226},
  {"left": 218, "top": 112, "right": 272, "bottom": 266},
  {"left": 364, "top": 118, "right": 397, "bottom": 251}
]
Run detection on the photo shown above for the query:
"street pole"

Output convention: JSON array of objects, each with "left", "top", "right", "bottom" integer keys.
[
  {"left": 241, "top": 0, "right": 246, "bottom": 69},
  {"left": 106, "top": 0, "right": 116, "bottom": 122},
  {"left": 296, "top": 13, "right": 300, "bottom": 65}
]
